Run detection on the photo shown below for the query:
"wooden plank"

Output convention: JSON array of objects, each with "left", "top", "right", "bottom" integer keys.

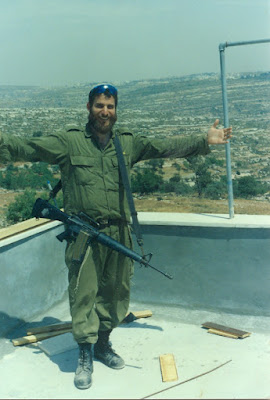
[
  {"left": 0, "top": 217, "right": 52, "bottom": 240},
  {"left": 12, "top": 328, "right": 71, "bottom": 346},
  {"left": 27, "top": 322, "right": 72, "bottom": 336},
  {"left": 202, "top": 322, "right": 251, "bottom": 338},
  {"left": 159, "top": 354, "right": 178, "bottom": 382},
  {"left": 208, "top": 328, "right": 239, "bottom": 339},
  {"left": 123, "top": 309, "right": 153, "bottom": 323},
  {"left": 131, "top": 310, "right": 152, "bottom": 319},
  {"left": 27, "top": 310, "right": 152, "bottom": 335}
]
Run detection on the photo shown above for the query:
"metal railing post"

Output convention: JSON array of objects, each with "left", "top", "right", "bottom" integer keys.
[
  {"left": 219, "top": 43, "right": 234, "bottom": 218},
  {"left": 218, "top": 38, "right": 270, "bottom": 219}
]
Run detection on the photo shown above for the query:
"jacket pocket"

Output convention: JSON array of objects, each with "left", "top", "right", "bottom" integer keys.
[
  {"left": 70, "top": 155, "right": 96, "bottom": 185},
  {"left": 111, "top": 155, "right": 130, "bottom": 184}
]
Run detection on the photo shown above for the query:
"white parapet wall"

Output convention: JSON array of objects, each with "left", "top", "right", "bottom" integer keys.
[
  {"left": 1, "top": 212, "right": 270, "bottom": 334},
  {"left": 131, "top": 213, "right": 270, "bottom": 316},
  {"left": 0, "top": 218, "right": 68, "bottom": 335}
]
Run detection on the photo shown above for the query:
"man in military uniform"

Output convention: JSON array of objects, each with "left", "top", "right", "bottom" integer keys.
[{"left": 0, "top": 84, "right": 232, "bottom": 389}]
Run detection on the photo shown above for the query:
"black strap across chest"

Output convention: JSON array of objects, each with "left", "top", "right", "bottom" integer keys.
[{"left": 113, "top": 135, "right": 145, "bottom": 255}]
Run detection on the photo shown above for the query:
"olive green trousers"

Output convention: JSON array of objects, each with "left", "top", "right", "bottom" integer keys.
[{"left": 65, "top": 224, "right": 134, "bottom": 344}]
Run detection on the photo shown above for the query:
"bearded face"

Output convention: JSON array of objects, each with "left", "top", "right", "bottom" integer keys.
[
  {"left": 88, "top": 94, "right": 117, "bottom": 135},
  {"left": 88, "top": 109, "right": 117, "bottom": 134}
]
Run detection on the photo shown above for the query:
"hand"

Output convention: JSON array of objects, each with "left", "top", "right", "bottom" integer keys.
[{"left": 207, "top": 119, "right": 232, "bottom": 145}]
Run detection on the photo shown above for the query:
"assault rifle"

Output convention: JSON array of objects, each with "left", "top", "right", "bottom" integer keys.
[{"left": 32, "top": 198, "right": 173, "bottom": 280}]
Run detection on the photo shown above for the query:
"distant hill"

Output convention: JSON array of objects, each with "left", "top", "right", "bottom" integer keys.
[
  {"left": 0, "top": 71, "right": 269, "bottom": 114},
  {"left": 0, "top": 71, "right": 269, "bottom": 178}
]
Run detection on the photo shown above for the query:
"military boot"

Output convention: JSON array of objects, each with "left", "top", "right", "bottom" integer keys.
[
  {"left": 74, "top": 343, "right": 93, "bottom": 390},
  {"left": 94, "top": 330, "right": 125, "bottom": 369}
]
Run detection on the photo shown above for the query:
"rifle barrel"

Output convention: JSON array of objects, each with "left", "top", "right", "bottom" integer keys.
[{"left": 32, "top": 198, "right": 173, "bottom": 280}]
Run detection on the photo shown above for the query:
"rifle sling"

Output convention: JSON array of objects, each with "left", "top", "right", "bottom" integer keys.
[
  {"left": 113, "top": 135, "right": 145, "bottom": 254},
  {"left": 50, "top": 179, "right": 62, "bottom": 199}
]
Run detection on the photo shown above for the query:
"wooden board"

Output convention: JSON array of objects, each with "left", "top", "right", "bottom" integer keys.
[
  {"left": 208, "top": 328, "right": 239, "bottom": 339},
  {"left": 27, "top": 322, "right": 72, "bottom": 336},
  {"left": 16, "top": 309, "right": 152, "bottom": 345},
  {"left": 123, "top": 309, "right": 153, "bottom": 323},
  {"left": 0, "top": 217, "right": 52, "bottom": 240},
  {"left": 12, "top": 328, "right": 71, "bottom": 346},
  {"left": 28, "top": 310, "right": 152, "bottom": 334},
  {"left": 159, "top": 354, "right": 178, "bottom": 382},
  {"left": 131, "top": 310, "right": 152, "bottom": 319},
  {"left": 202, "top": 322, "right": 251, "bottom": 338}
]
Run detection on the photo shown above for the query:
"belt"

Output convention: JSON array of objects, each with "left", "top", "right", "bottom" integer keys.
[
  {"left": 77, "top": 212, "right": 128, "bottom": 229},
  {"left": 96, "top": 218, "right": 127, "bottom": 229}
]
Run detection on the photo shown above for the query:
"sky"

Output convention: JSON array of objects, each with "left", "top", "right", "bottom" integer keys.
[{"left": 0, "top": 0, "right": 270, "bottom": 86}]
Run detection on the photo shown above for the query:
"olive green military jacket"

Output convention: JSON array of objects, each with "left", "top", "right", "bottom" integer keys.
[{"left": 0, "top": 124, "right": 210, "bottom": 223}]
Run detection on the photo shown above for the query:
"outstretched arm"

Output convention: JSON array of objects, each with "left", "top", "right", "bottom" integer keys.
[
  {"left": 207, "top": 119, "right": 232, "bottom": 145},
  {"left": 0, "top": 131, "right": 67, "bottom": 164}
]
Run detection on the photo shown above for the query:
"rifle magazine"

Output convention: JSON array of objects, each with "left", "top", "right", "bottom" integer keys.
[{"left": 72, "top": 230, "right": 91, "bottom": 264}]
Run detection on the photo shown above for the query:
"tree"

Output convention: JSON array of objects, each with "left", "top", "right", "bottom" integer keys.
[
  {"left": 145, "top": 159, "right": 164, "bottom": 173},
  {"left": 234, "top": 175, "right": 268, "bottom": 198},
  {"left": 203, "top": 180, "right": 227, "bottom": 200},
  {"left": 174, "top": 181, "right": 193, "bottom": 196},
  {"left": 6, "top": 190, "right": 37, "bottom": 223},
  {"left": 186, "top": 156, "right": 212, "bottom": 197},
  {"left": 131, "top": 168, "right": 164, "bottom": 194},
  {"left": 5, "top": 189, "right": 63, "bottom": 224}
]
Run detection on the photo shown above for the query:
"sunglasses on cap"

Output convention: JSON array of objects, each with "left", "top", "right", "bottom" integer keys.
[{"left": 89, "top": 84, "right": 118, "bottom": 97}]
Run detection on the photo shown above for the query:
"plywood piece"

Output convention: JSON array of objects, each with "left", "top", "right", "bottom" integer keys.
[
  {"left": 208, "top": 328, "right": 239, "bottom": 339},
  {"left": 202, "top": 322, "right": 251, "bottom": 338},
  {"left": 159, "top": 354, "right": 178, "bottom": 382}
]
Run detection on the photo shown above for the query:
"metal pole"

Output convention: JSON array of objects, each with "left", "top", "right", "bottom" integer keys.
[
  {"left": 219, "top": 45, "right": 234, "bottom": 218},
  {"left": 220, "top": 39, "right": 270, "bottom": 49},
  {"left": 218, "top": 38, "right": 270, "bottom": 219}
]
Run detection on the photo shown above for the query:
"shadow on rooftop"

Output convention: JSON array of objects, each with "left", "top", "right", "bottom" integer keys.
[
  {"left": 0, "top": 311, "right": 67, "bottom": 341},
  {"left": 120, "top": 320, "right": 163, "bottom": 331},
  {"left": 50, "top": 348, "right": 78, "bottom": 373}
]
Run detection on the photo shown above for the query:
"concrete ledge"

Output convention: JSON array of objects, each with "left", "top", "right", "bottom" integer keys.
[
  {"left": 0, "top": 219, "right": 63, "bottom": 248},
  {"left": 137, "top": 212, "right": 270, "bottom": 228},
  {"left": 1, "top": 212, "right": 269, "bottom": 242}
]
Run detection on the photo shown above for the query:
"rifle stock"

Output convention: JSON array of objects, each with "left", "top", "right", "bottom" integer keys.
[{"left": 32, "top": 198, "right": 173, "bottom": 280}]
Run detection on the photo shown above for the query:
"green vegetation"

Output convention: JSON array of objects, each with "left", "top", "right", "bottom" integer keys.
[
  {"left": 0, "top": 162, "right": 58, "bottom": 190},
  {"left": 131, "top": 155, "right": 269, "bottom": 200},
  {"left": 131, "top": 168, "right": 164, "bottom": 194},
  {"left": 5, "top": 188, "right": 63, "bottom": 224},
  {"left": 2, "top": 156, "right": 269, "bottom": 224},
  {"left": 233, "top": 175, "right": 268, "bottom": 198},
  {"left": 0, "top": 162, "right": 62, "bottom": 224},
  {"left": 6, "top": 190, "right": 38, "bottom": 223}
]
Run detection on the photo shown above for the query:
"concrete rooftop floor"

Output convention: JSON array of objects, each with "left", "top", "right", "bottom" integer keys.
[
  {"left": 1, "top": 211, "right": 270, "bottom": 399},
  {"left": 1, "top": 295, "right": 270, "bottom": 399}
]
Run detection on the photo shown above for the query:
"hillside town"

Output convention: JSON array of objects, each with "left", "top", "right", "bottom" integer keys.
[{"left": 0, "top": 72, "right": 269, "bottom": 224}]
